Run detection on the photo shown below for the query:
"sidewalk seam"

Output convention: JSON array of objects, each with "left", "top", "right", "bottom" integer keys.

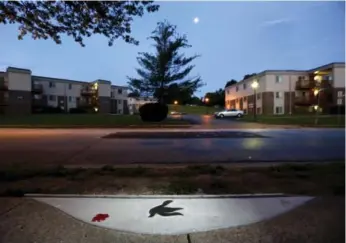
[{"left": 0, "top": 200, "right": 24, "bottom": 217}]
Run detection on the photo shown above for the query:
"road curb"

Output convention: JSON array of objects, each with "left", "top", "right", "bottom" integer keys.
[{"left": 25, "top": 193, "right": 287, "bottom": 199}]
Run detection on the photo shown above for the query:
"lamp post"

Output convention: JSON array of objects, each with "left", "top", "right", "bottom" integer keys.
[
  {"left": 205, "top": 97, "right": 209, "bottom": 114},
  {"left": 251, "top": 80, "right": 259, "bottom": 121},
  {"left": 314, "top": 88, "right": 326, "bottom": 125}
]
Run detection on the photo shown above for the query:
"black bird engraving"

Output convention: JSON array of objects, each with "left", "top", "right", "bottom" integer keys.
[{"left": 148, "top": 200, "right": 183, "bottom": 218}]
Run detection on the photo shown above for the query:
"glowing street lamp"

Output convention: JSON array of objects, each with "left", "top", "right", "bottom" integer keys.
[
  {"left": 174, "top": 100, "right": 178, "bottom": 105},
  {"left": 251, "top": 80, "right": 259, "bottom": 120},
  {"left": 204, "top": 97, "right": 210, "bottom": 114}
]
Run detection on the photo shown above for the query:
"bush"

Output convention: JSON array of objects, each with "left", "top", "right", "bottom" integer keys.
[
  {"left": 33, "top": 106, "right": 63, "bottom": 114},
  {"left": 139, "top": 103, "right": 168, "bottom": 122},
  {"left": 69, "top": 107, "right": 88, "bottom": 114}
]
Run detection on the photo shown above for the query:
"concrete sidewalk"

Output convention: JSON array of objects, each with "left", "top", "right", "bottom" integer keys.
[{"left": 0, "top": 197, "right": 344, "bottom": 243}]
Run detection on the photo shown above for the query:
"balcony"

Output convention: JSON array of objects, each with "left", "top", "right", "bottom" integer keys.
[
  {"left": 81, "top": 87, "right": 97, "bottom": 96},
  {"left": 0, "top": 81, "right": 8, "bottom": 91},
  {"left": 294, "top": 96, "right": 316, "bottom": 106},
  {"left": 295, "top": 79, "right": 315, "bottom": 90},
  {"left": 32, "top": 83, "right": 43, "bottom": 94}
]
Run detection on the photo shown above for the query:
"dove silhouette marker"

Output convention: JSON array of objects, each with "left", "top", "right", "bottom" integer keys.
[{"left": 149, "top": 200, "right": 183, "bottom": 218}]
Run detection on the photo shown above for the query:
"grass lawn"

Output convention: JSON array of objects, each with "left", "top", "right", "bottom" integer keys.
[
  {"left": 242, "top": 115, "right": 345, "bottom": 127},
  {"left": 0, "top": 162, "right": 344, "bottom": 196},
  {"left": 0, "top": 114, "right": 190, "bottom": 127},
  {"left": 168, "top": 104, "right": 222, "bottom": 114}
]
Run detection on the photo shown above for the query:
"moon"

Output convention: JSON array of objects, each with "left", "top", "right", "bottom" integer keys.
[{"left": 193, "top": 17, "right": 199, "bottom": 24}]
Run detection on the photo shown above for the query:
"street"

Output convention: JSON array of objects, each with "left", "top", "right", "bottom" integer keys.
[{"left": 0, "top": 125, "right": 344, "bottom": 167}]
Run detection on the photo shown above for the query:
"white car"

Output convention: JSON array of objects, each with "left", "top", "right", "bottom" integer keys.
[{"left": 214, "top": 109, "right": 244, "bottom": 118}]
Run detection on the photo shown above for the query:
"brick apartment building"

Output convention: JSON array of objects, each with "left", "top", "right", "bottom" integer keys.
[
  {"left": 225, "top": 62, "right": 345, "bottom": 115},
  {"left": 0, "top": 67, "right": 129, "bottom": 115}
]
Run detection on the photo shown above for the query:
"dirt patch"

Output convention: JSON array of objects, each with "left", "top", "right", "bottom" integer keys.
[{"left": 0, "top": 163, "right": 344, "bottom": 196}]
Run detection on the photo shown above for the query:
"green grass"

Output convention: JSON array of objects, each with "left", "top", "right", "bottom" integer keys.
[
  {"left": 168, "top": 105, "right": 222, "bottom": 114},
  {"left": 0, "top": 114, "right": 190, "bottom": 127},
  {"left": 0, "top": 162, "right": 344, "bottom": 196},
  {"left": 242, "top": 115, "right": 345, "bottom": 127}
]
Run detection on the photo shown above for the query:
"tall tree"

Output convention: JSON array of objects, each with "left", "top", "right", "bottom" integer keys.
[
  {"left": 205, "top": 88, "right": 225, "bottom": 107},
  {"left": 127, "top": 20, "right": 203, "bottom": 103},
  {"left": 225, "top": 79, "right": 237, "bottom": 88},
  {"left": 243, "top": 73, "right": 257, "bottom": 80},
  {"left": 0, "top": 1, "right": 159, "bottom": 47}
]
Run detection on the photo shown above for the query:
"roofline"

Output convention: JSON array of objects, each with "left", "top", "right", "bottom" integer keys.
[
  {"left": 308, "top": 62, "right": 345, "bottom": 72},
  {"left": 225, "top": 62, "right": 346, "bottom": 89},
  {"left": 33, "top": 75, "right": 89, "bottom": 85}
]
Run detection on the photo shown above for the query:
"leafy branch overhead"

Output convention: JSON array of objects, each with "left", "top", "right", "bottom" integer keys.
[
  {"left": 0, "top": 1, "right": 159, "bottom": 46},
  {"left": 128, "top": 20, "right": 203, "bottom": 103}
]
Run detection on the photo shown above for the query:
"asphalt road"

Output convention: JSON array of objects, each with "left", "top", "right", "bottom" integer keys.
[{"left": 0, "top": 127, "right": 344, "bottom": 166}]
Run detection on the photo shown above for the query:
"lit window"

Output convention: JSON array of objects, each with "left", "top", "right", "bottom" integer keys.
[
  {"left": 276, "top": 92, "right": 282, "bottom": 98},
  {"left": 275, "top": 76, "right": 282, "bottom": 83},
  {"left": 275, "top": 106, "right": 283, "bottom": 114},
  {"left": 337, "top": 91, "right": 344, "bottom": 97},
  {"left": 337, "top": 99, "right": 343, "bottom": 105}
]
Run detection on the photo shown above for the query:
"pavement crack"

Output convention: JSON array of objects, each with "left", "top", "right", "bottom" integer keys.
[{"left": 60, "top": 140, "right": 100, "bottom": 164}]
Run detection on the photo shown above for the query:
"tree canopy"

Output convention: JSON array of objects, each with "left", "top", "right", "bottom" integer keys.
[
  {"left": 205, "top": 88, "right": 225, "bottom": 107},
  {"left": 243, "top": 73, "right": 257, "bottom": 80},
  {"left": 225, "top": 79, "right": 237, "bottom": 88},
  {"left": 0, "top": 1, "right": 159, "bottom": 46},
  {"left": 127, "top": 20, "right": 203, "bottom": 103}
]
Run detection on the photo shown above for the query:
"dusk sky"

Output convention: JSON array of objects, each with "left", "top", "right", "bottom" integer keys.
[{"left": 0, "top": 1, "right": 345, "bottom": 96}]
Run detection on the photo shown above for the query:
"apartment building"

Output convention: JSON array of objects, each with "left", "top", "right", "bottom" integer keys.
[
  {"left": 0, "top": 67, "right": 129, "bottom": 115},
  {"left": 225, "top": 62, "right": 345, "bottom": 115}
]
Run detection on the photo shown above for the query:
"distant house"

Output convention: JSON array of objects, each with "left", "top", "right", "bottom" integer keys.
[{"left": 127, "top": 97, "right": 158, "bottom": 115}]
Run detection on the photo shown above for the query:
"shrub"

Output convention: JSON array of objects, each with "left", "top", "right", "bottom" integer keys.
[
  {"left": 33, "top": 106, "right": 63, "bottom": 114},
  {"left": 139, "top": 103, "right": 168, "bottom": 122},
  {"left": 69, "top": 107, "right": 87, "bottom": 114}
]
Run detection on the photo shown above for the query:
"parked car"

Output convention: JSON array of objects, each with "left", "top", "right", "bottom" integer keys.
[{"left": 214, "top": 109, "right": 244, "bottom": 118}]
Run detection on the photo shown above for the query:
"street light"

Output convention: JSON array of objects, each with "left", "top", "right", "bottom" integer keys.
[
  {"left": 251, "top": 80, "right": 259, "bottom": 121},
  {"left": 205, "top": 97, "right": 210, "bottom": 114},
  {"left": 174, "top": 100, "right": 178, "bottom": 105},
  {"left": 314, "top": 88, "right": 326, "bottom": 125}
]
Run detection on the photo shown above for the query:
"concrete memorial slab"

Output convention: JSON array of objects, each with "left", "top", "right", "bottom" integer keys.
[{"left": 28, "top": 194, "right": 314, "bottom": 235}]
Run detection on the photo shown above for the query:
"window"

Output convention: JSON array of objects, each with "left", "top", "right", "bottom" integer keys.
[
  {"left": 49, "top": 95, "right": 56, "bottom": 101},
  {"left": 275, "top": 76, "right": 282, "bottom": 83},
  {"left": 337, "top": 91, "right": 344, "bottom": 97},
  {"left": 111, "top": 91, "right": 114, "bottom": 98},
  {"left": 49, "top": 82, "right": 55, "bottom": 88},
  {"left": 243, "top": 109, "right": 247, "bottom": 114},
  {"left": 243, "top": 96, "right": 247, "bottom": 102},
  {"left": 34, "top": 94, "right": 41, "bottom": 100},
  {"left": 256, "top": 107, "right": 261, "bottom": 114},
  {"left": 227, "top": 90, "right": 229, "bottom": 94},
  {"left": 118, "top": 100, "right": 122, "bottom": 104},
  {"left": 275, "top": 106, "right": 283, "bottom": 114},
  {"left": 257, "top": 93, "right": 261, "bottom": 100},
  {"left": 68, "top": 83, "right": 72, "bottom": 90},
  {"left": 118, "top": 89, "right": 122, "bottom": 94},
  {"left": 243, "top": 83, "right": 247, "bottom": 89},
  {"left": 337, "top": 98, "right": 343, "bottom": 105},
  {"left": 68, "top": 96, "right": 72, "bottom": 102},
  {"left": 236, "top": 86, "right": 239, "bottom": 92},
  {"left": 275, "top": 92, "right": 283, "bottom": 98}
]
